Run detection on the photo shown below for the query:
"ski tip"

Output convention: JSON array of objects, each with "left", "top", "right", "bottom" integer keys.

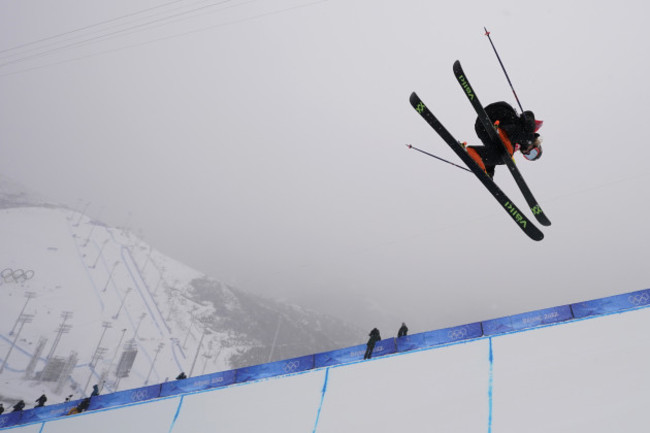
[
  {"left": 453, "top": 60, "right": 463, "bottom": 75},
  {"left": 484, "top": 27, "right": 490, "bottom": 36},
  {"left": 409, "top": 92, "right": 423, "bottom": 109},
  {"left": 405, "top": 144, "right": 413, "bottom": 149}
]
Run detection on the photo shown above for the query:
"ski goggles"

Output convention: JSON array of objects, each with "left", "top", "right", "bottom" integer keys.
[{"left": 522, "top": 145, "right": 542, "bottom": 161}]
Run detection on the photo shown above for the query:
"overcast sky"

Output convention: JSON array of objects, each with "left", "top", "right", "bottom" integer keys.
[{"left": 2, "top": 0, "right": 649, "bottom": 334}]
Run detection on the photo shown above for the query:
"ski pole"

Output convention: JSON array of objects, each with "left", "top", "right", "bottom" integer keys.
[
  {"left": 483, "top": 27, "right": 525, "bottom": 114},
  {"left": 405, "top": 144, "right": 471, "bottom": 173}
]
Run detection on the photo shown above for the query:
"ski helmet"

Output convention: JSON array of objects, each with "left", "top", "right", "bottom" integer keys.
[{"left": 521, "top": 111, "right": 536, "bottom": 132}]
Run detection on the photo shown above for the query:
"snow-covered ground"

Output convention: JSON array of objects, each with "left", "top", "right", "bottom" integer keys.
[
  {"left": 4, "top": 293, "right": 649, "bottom": 432},
  {"left": 0, "top": 206, "right": 234, "bottom": 401},
  {"left": 0, "top": 205, "right": 359, "bottom": 406}
]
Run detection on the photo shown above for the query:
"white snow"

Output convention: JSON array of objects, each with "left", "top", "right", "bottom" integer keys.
[{"left": 0, "top": 206, "right": 237, "bottom": 401}]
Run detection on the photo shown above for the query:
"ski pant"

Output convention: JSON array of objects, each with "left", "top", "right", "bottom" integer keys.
[{"left": 364, "top": 342, "right": 376, "bottom": 359}]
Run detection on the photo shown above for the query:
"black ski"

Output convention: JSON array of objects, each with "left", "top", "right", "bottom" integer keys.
[
  {"left": 453, "top": 60, "right": 551, "bottom": 227},
  {"left": 409, "top": 92, "right": 543, "bottom": 241}
]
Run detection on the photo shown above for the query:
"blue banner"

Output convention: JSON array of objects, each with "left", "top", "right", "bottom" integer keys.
[
  {"left": 236, "top": 355, "right": 314, "bottom": 383},
  {"left": 315, "top": 339, "right": 396, "bottom": 368},
  {"left": 17, "top": 400, "right": 82, "bottom": 425},
  {"left": 395, "top": 333, "right": 426, "bottom": 352},
  {"left": 396, "top": 323, "right": 483, "bottom": 353},
  {"left": 572, "top": 288, "right": 650, "bottom": 318},
  {"left": 315, "top": 343, "right": 366, "bottom": 367},
  {"left": 88, "top": 384, "right": 161, "bottom": 411},
  {"left": 424, "top": 322, "right": 483, "bottom": 346},
  {"left": 160, "top": 369, "right": 236, "bottom": 397},
  {"left": 483, "top": 305, "right": 573, "bottom": 336},
  {"left": 0, "top": 411, "right": 22, "bottom": 429}
]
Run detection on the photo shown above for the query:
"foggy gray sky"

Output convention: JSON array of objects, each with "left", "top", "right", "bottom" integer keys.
[{"left": 2, "top": 0, "right": 649, "bottom": 334}]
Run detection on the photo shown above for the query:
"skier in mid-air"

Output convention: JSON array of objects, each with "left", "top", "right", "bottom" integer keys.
[
  {"left": 409, "top": 29, "right": 551, "bottom": 241},
  {"left": 464, "top": 101, "right": 543, "bottom": 178}
]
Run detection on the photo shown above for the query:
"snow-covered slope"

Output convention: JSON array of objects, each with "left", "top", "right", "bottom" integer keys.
[{"left": 0, "top": 200, "right": 360, "bottom": 406}]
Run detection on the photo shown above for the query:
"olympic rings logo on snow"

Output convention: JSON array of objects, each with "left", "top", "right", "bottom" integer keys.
[
  {"left": 628, "top": 293, "right": 650, "bottom": 306},
  {"left": 448, "top": 327, "right": 468, "bottom": 340},
  {"left": 1, "top": 268, "right": 35, "bottom": 285},
  {"left": 283, "top": 361, "right": 300, "bottom": 372}
]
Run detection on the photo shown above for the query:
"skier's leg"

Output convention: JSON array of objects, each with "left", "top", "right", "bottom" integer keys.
[
  {"left": 496, "top": 126, "right": 515, "bottom": 156},
  {"left": 368, "top": 342, "right": 375, "bottom": 359},
  {"left": 465, "top": 146, "right": 488, "bottom": 174},
  {"left": 470, "top": 143, "right": 504, "bottom": 179}
]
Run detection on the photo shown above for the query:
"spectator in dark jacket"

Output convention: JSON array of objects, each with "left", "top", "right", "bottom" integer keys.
[
  {"left": 397, "top": 322, "right": 408, "bottom": 338},
  {"left": 0, "top": 403, "right": 4, "bottom": 415},
  {"left": 12, "top": 400, "right": 25, "bottom": 412},
  {"left": 176, "top": 372, "right": 187, "bottom": 380},
  {"left": 77, "top": 398, "right": 91, "bottom": 413},
  {"left": 90, "top": 384, "right": 100, "bottom": 397},
  {"left": 67, "top": 397, "right": 91, "bottom": 415},
  {"left": 35, "top": 394, "right": 47, "bottom": 408},
  {"left": 364, "top": 328, "right": 381, "bottom": 360}
]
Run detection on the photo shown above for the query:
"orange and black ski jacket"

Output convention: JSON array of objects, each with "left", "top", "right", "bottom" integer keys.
[{"left": 474, "top": 101, "right": 538, "bottom": 153}]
